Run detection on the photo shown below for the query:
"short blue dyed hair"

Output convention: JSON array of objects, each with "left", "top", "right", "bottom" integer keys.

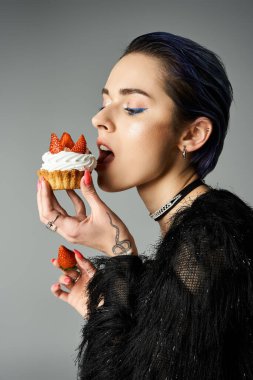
[{"left": 121, "top": 32, "right": 233, "bottom": 179}]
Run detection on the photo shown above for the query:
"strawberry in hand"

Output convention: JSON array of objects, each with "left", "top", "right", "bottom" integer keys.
[{"left": 58, "top": 245, "right": 77, "bottom": 270}]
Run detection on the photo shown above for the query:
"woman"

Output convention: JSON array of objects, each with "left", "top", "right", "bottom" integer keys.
[{"left": 37, "top": 32, "right": 253, "bottom": 379}]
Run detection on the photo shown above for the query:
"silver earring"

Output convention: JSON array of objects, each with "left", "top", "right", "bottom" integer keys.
[{"left": 182, "top": 145, "right": 187, "bottom": 160}]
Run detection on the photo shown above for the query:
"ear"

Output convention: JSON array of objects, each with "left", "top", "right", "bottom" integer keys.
[{"left": 178, "top": 117, "right": 213, "bottom": 155}]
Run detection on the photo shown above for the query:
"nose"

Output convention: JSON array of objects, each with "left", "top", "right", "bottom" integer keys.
[{"left": 91, "top": 109, "right": 115, "bottom": 132}]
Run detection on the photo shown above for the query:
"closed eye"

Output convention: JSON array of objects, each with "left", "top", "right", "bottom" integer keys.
[
  {"left": 98, "top": 106, "right": 148, "bottom": 116},
  {"left": 124, "top": 107, "right": 147, "bottom": 116}
]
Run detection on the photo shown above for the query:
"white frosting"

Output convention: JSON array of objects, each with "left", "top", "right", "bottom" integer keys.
[{"left": 41, "top": 151, "right": 97, "bottom": 171}]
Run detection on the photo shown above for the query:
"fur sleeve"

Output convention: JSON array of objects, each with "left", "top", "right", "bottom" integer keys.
[{"left": 76, "top": 254, "right": 147, "bottom": 379}]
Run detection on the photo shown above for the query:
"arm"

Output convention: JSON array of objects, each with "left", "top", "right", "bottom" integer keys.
[{"left": 76, "top": 253, "right": 147, "bottom": 379}]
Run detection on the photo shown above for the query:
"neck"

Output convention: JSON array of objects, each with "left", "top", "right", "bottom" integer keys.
[{"left": 136, "top": 167, "right": 208, "bottom": 235}]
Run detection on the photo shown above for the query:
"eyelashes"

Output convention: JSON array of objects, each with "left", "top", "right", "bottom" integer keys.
[
  {"left": 125, "top": 107, "right": 147, "bottom": 116},
  {"left": 98, "top": 106, "right": 147, "bottom": 116}
]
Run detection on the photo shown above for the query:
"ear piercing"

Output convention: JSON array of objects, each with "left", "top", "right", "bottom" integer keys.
[
  {"left": 182, "top": 128, "right": 210, "bottom": 160},
  {"left": 182, "top": 145, "right": 187, "bottom": 160}
]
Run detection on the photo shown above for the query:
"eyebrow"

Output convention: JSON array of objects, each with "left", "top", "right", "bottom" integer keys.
[{"left": 102, "top": 87, "right": 152, "bottom": 98}]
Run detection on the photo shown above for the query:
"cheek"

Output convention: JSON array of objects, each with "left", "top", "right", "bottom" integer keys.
[
  {"left": 127, "top": 120, "right": 173, "bottom": 163},
  {"left": 96, "top": 117, "right": 177, "bottom": 192},
  {"left": 121, "top": 121, "right": 176, "bottom": 181}
]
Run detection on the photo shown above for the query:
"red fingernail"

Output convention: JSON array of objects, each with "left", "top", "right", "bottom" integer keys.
[
  {"left": 64, "top": 277, "right": 71, "bottom": 284},
  {"left": 74, "top": 249, "right": 84, "bottom": 259},
  {"left": 50, "top": 258, "right": 55, "bottom": 263},
  {"left": 83, "top": 170, "right": 92, "bottom": 186}
]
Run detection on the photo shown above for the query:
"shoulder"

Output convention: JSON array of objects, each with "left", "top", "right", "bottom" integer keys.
[
  {"left": 157, "top": 186, "right": 253, "bottom": 278},
  {"left": 167, "top": 186, "right": 253, "bottom": 241},
  {"left": 194, "top": 187, "right": 253, "bottom": 219},
  {"left": 154, "top": 187, "right": 253, "bottom": 297}
]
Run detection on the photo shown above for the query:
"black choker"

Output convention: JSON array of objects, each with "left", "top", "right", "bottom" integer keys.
[{"left": 149, "top": 178, "right": 205, "bottom": 221}]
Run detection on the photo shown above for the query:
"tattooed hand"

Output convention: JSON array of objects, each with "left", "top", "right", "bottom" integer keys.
[{"left": 37, "top": 170, "right": 138, "bottom": 257}]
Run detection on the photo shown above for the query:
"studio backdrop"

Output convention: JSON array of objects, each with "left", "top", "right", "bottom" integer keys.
[{"left": 1, "top": 1, "right": 252, "bottom": 379}]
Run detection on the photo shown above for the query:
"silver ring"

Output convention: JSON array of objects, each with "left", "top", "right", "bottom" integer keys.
[
  {"left": 46, "top": 214, "right": 61, "bottom": 232},
  {"left": 86, "top": 268, "right": 95, "bottom": 275},
  {"left": 74, "top": 271, "right": 82, "bottom": 283}
]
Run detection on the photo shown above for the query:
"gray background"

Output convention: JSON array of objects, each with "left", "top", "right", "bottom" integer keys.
[{"left": 1, "top": 0, "right": 252, "bottom": 379}]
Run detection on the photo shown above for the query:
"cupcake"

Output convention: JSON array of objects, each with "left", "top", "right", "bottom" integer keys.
[{"left": 37, "top": 132, "right": 97, "bottom": 190}]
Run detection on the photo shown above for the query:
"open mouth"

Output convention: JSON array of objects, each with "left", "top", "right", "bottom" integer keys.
[{"left": 97, "top": 144, "right": 115, "bottom": 166}]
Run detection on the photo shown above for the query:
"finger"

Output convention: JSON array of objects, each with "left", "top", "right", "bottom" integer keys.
[
  {"left": 51, "top": 259, "right": 81, "bottom": 286},
  {"left": 42, "top": 178, "right": 67, "bottom": 214},
  {"left": 51, "top": 283, "right": 69, "bottom": 302},
  {"left": 41, "top": 177, "right": 56, "bottom": 213},
  {"left": 58, "top": 274, "right": 75, "bottom": 289},
  {"left": 45, "top": 213, "right": 81, "bottom": 243},
  {"left": 80, "top": 170, "right": 104, "bottom": 211},
  {"left": 40, "top": 178, "right": 69, "bottom": 234},
  {"left": 51, "top": 258, "right": 60, "bottom": 269},
  {"left": 51, "top": 258, "right": 80, "bottom": 280},
  {"left": 38, "top": 177, "right": 62, "bottom": 223},
  {"left": 37, "top": 178, "right": 43, "bottom": 218},
  {"left": 41, "top": 178, "right": 68, "bottom": 218},
  {"left": 51, "top": 193, "right": 68, "bottom": 216},
  {"left": 74, "top": 249, "right": 96, "bottom": 278},
  {"left": 63, "top": 268, "right": 81, "bottom": 282},
  {"left": 66, "top": 189, "right": 86, "bottom": 218}
]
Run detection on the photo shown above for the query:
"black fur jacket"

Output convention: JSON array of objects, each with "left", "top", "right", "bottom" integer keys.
[{"left": 77, "top": 187, "right": 253, "bottom": 380}]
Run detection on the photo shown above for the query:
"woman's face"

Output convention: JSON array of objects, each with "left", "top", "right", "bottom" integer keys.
[{"left": 92, "top": 53, "right": 180, "bottom": 192}]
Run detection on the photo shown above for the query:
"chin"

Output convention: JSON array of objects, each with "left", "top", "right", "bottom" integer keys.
[{"left": 97, "top": 174, "right": 134, "bottom": 193}]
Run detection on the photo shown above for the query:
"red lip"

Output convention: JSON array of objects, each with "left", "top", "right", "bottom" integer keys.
[
  {"left": 96, "top": 138, "right": 115, "bottom": 168},
  {"left": 96, "top": 139, "right": 113, "bottom": 153}
]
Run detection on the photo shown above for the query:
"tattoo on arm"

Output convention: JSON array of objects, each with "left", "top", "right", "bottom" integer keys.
[{"left": 107, "top": 212, "right": 132, "bottom": 255}]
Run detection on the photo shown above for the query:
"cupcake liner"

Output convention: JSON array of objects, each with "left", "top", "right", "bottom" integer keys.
[{"left": 37, "top": 169, "right": 84, "bottom": 190}]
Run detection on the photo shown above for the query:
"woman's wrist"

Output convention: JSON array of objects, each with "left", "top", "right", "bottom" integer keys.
[
  {"left": 110, "top": 239, "right": 138, "bottom": 257},
  {"left": 112, "top": 249, "right": 138, "bottom": 257}
]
